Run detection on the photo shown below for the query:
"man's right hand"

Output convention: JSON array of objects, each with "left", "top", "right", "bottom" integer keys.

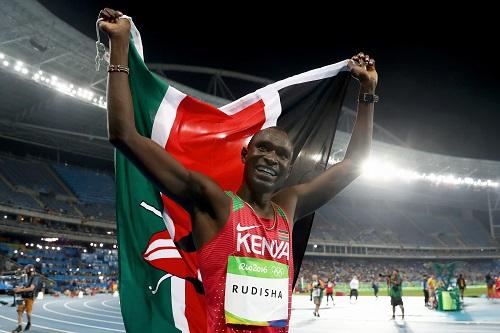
[{"left": 98, "top": 8, "right": 130, "bottom": 41}]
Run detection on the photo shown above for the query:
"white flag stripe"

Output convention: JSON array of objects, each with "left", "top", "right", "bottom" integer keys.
[
  {"left": 258, "top": 88, "right": 282, "bottom": 131},
  {"left": 219, "top": 91, "right": 261, "bottom": 115},
  {"left": 220, "top": 60, "right": 348, "bottom": 115},
  {"left": 123, "top": 16, "right": 144, "bottom": 60},
  {"left": 139, "top": 201, "right": 162, "bottom": 217},
  {"left": 151, "top": 86, "right": 186, "bottom": 148},
  {"left": 270, "top": 60, "right": 349, "bottom": 91},
  {"left": 143, "top": 249, "right": 182, "bottom": 261},
  {"left": 171, "top": 277, "right": 190, "bottom": 333},
  {"left": 162, "top": 210, "right": 176, "bottom": 239},
  {"left": 144, "top": 239, "right": 176, "bottom": 255}
]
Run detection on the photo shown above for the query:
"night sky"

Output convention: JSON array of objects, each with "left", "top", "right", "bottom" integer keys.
[{"left": 39, "top": 1, "right": 500, "bottom": 162}]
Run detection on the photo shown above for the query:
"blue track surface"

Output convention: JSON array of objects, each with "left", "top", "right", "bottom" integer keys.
[{"left": 1, "top": 294, "right": 499, "bottom": 332}]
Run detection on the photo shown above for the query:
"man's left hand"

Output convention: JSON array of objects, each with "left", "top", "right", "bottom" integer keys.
[{"left": 348, "top": 52, "right": 378, "bottom": 92}]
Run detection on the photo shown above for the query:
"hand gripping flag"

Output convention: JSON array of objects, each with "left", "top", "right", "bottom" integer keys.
[{"left": 114, "top": 17, "right": 350, "bottom": 333}]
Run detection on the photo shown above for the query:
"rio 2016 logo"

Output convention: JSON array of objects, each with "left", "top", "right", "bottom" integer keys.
[{"left": 272, "top": 266, "right": 285, "bottom": 278}]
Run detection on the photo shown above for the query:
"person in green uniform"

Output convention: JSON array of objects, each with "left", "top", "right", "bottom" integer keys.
[{"left": 389, "top": 269, "right": 404, "bottom": 320}]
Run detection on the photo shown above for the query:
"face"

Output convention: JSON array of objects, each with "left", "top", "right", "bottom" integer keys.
[{"left": 242, "top": 129, "right": 293, "bottom": 193}]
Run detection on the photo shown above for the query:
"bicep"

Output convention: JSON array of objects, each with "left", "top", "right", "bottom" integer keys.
[
  {"left": 293, "top": 159, "right": 360, "bottom": 220},
  {"left": 116, "top": 133, "right": 227, "bottom": 217}
]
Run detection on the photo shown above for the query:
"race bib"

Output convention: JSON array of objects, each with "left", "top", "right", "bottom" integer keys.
[{"left": 224, "top": 256, "right": 289, "bottom": 327}]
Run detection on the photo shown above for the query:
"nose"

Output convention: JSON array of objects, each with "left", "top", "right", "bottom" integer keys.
[{"left": 263, "top": 151, "right": 278, "bottom": 165}]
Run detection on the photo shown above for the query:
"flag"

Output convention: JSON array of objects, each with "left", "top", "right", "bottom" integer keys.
[{"left": 115, "top": 18, "right": 350, "bottom": 333}]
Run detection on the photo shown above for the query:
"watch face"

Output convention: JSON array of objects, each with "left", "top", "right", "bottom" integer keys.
[{"left": 360, "top": 93, "right": 378, "bottom": 103}]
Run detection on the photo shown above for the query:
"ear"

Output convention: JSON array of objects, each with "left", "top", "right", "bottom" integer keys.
[{"left": 241, "top": 146, "right": 248, "bottom": 163}]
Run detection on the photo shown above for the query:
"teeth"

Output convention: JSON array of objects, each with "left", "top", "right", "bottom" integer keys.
[{"left": 257, "top": 166, "right": 276, "bottom": 176}]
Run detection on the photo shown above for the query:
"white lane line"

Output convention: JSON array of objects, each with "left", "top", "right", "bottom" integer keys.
[
  {"left": 101, "top": 299, "right": 120, "bottom": 310},
  {"left": 32, "top": 313, "right": 125, "bottom": 332},
  {"left": 42, "top": 301, "right": 124, "bottom": 325},
  {"left": 0, "top": 314, "right": 76, "bottom": 333},
  {"left": 64, "top": 301, "right": 122, "bottom": 319},
  {"left": 84, "top": 300, "right": 121, "bottom": 314}
]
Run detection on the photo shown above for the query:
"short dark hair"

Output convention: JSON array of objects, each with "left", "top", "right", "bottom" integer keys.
[{"left": 248, "top": 127, "right": 290, "bottom": 147}]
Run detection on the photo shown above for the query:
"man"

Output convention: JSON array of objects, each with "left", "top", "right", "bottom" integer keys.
[
  {"left": 99, "top": 7, "right": 377, "bottom": 332},
  {"left": 325, "top": 278, "right": 335, "bottom": 305},
  {"left": 371, "top": 275, "right": 380, "bottom": 299},
  {"left": 422, "top": 274, "right": 429, "bottom": 306},
  {"left": 427, "top": 274, "right": 436, "bottom": 309},
  {"left": 349, "top": 275, "right": 360, "bottom": 302},
  {"left": 389, "top": 269, "right": 404, "bottom": 320},
  {"left": 456, "top": 273, "right": 466, "bottom": 302},
  {"left": 310, "top": 275, "right": 324, "bottom": 317},
  {"left": 11, "top": 264, "right": 40, "bottom": 332},
  {"left": 486, "top": 272, "right": 495, "bottom": 299},
  {"left": 495, "top": 273, "right": 500, "bottom": 298}
]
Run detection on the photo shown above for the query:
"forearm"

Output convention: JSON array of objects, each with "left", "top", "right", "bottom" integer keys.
[
  {"left": 106, "top": 36, "right": 136, "bottom": 143},
  {"left": 105, "top": 36, "right": 192, "bottom": 204},
  {"left": 343, "top": 84, "right": 374, "bottom": 168},
  {"left": 290, "top": 84, "right": 375, "bottom": 219}
]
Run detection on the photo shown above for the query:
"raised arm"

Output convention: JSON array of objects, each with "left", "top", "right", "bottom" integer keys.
[
  {"left": 276, "top": 53, "right": 377, "bottom": 221},
  {"left": 98, "top": 9, "right": 229, "bottom": 224}
]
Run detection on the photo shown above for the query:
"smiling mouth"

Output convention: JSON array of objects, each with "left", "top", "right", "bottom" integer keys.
[{"left": 255, "top": 165, "right": 277, "bottom": 177}]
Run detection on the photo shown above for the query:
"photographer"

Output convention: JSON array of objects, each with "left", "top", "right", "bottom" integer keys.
[
  {"left": 11, "top": 264, "right": 41, "bottom": 332},
  {"left": 387, "top": 269, "right": 404, "bottom": 320}
]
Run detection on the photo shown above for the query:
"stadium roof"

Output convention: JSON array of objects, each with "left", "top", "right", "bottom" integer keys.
[{"left": 1, "top": 0, "right": 499, "bottom": 183}]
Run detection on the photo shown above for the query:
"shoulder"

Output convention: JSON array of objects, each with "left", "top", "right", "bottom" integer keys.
[{"left": 272, "top": 188, "right": 299, "bottom": 221}]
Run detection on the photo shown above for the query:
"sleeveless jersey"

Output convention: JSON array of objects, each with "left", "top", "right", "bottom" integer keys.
[{"left": 198, "top": 192, "right": 293, "bottom": 333}]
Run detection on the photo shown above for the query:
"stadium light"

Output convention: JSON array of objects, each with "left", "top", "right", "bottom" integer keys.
[
  {"left": 20, "top": 251, "right": 24, "bottom": 255},
  {"left": 3, "top": 215, "right": 7, "bottom": 219},
  {"left": 25, "top": 243, "right": 29, "bottom": 246},
  {"left": 361, "top": 158, "right": 499, "bottom": 189},
  {"left": 99, "top": 243, "right": 103, "bottom": 247},
  {"left": 13, "top": 250, "right": 18, "bottom": 254},
  {"left": 41, "top": 237, "right": 58, "bottom": 242},
  {"left": 0, "top": 51, "right": 107, "bottom": 109},
  {"left": 30, "top": 243, "right": 34, "bottom": 247},
  {"left": 56, "top": 246, "right": 61, "bottom": 251},
  {"left": 35, "top": 258, "right": 40, "bottom": 262}
]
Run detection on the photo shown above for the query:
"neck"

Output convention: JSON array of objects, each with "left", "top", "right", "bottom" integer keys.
[{"left": 236, "top": 184, "right": 274, "bottom": 217}]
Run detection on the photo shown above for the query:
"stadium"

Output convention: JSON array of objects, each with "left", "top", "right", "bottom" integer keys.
[{"left": 0, "top": 1, "right": 499, "bottom": 332}]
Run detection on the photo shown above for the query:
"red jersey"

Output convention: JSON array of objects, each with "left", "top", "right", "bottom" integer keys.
[{"left": 198, "top": 192, "right": 293, "bottom": 333}]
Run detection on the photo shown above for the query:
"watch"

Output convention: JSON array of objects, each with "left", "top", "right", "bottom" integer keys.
[{"left": 358, "top": 93, "right": 379, "bottom": 103}]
